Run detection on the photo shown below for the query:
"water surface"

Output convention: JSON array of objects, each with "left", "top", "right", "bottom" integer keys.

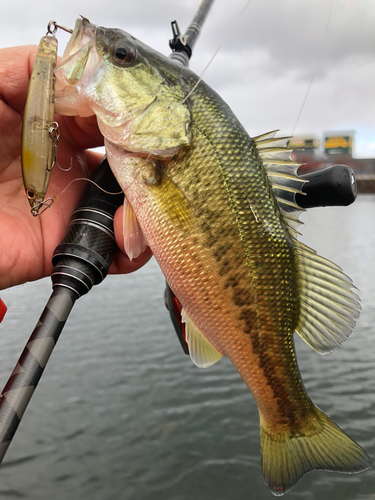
[{"left": 0, "top": 195, "right": 374, "bottom": 500}]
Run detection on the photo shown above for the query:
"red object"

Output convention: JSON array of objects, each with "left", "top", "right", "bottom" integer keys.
[{"left": 0, "top": 299, "right": 7, "bottom": 323}]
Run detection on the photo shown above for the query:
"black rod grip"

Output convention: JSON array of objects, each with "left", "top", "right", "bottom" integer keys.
[
  {"left": 297, "top": 164, "right": 357, "bottom": 209},
  {"left": 52, "top": 158, "right": 124, "bottom": 296},
  {"left": 0, "top": 158, "right": 124, "bottom": 465}
]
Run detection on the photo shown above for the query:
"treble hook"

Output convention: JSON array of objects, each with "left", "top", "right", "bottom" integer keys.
[
  {"left": 47, "top": 122, "right": 59, "bottom": 172},
  {"left": 47, "top": 123, "right": 73, "bottom": 173},
  {"left": 58, "top": 158, "right": 74, "bottom": 173}
]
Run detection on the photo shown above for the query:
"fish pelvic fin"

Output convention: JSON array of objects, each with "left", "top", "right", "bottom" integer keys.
[
  {"left": 260, "top": 407, "right": 371, "bottom": 497},
  {"left": 181, "top": 309, "right": 223, "bottom": 368},
  {"left": 123, "top": 197, "right": 148, "bottom": 261}
]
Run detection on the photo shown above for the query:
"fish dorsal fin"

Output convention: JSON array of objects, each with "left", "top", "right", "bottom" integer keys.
[
  {"left": 123, "top": 197, "right": 148, "bottom": 261},
  {"left": 254, "top": 131, "right": 360, "bottom": 354},
  {"left": 181, "top": 309, "right": 223, "bottom": 368},
  {"left": 253, "top": 131, "right": 306, "bottom": 233},
  {"left": 294, "top": 241, "right": 360, "bottom": 354}
]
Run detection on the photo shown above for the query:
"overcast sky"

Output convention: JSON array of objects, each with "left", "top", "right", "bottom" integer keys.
[{"left": 2, "top": 0, "right": 374, "bottom": 157}]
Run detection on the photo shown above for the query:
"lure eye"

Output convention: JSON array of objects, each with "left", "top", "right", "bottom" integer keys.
[
  {"left": 112, "top": 43, "right": 135, "bottom": 65},
  {"left": 26, "top": 189, "right": 36, "bottom": 200}
]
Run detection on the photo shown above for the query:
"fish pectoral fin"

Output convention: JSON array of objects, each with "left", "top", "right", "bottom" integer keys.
[
  {"left": 149, "top": 170, "right": 196, "bottom": 233},
  {"left": 181, "top": 309, "right": 223, "bottom": 368},
  {"left": 295, "top": 241, "right": 360, "bottom": 354},
  {"left": 260, "top": 407, "right": 371, "bottom": 497},
  {"left": 123, "top": 197, "right": 148, "bottom": 261}
]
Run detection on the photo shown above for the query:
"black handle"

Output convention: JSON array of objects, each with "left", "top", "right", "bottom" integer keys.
[
  {"left": 297, "top": 164, "right": 357, "bottom": 209},
  {"left": 52, "top": 158, "right": 124, "bottom": 297},
  {"left": 0, "top": 157, "right": 124, "bottom": 466}
]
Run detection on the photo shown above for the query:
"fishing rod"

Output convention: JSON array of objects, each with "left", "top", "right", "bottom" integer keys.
[
  {"left": 0, "top": 158, "right": 123, "bottom": 463},
  {"left": 0, "top": 0, "right": 358, "bottom": 464},
  {"left": 169, "top": 0, "right": 215, "bottom": 66},
  {"left": 0, "top": 0, "right": 218, "bottom": 466}
]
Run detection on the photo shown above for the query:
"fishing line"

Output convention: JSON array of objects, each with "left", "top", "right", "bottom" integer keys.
[
  {"left": 292, "top": 0, "right": 334, "bottom": 135},
  {"left": 56, "top": 177, "right": 123, "bottom": 200},
  {"left": 40, "top": 177, "right": 123, "bottom": 214},
  {"left": 182, "top": 0, "right": 253, "bottom": 103}
]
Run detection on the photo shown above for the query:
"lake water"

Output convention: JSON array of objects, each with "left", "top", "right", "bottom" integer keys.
[{"left": 0, "top": 195, "right": 374, "bottom": 500}]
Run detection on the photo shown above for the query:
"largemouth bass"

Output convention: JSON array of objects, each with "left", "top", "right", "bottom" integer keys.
[{"left": 54, "top": 18, "right": 371, "bottom": 496}]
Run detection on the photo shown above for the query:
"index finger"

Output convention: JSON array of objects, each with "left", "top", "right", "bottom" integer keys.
[{"left": 0, "top": 45, "right": 37, "bottom": 115}]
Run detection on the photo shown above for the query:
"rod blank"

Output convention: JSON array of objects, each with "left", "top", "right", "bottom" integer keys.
[
  {"left": 169, "top": 0, "right": 216, "bottom": 66},
  {"left": 0, "top": 287, "right": 77, "bottom": 463}
]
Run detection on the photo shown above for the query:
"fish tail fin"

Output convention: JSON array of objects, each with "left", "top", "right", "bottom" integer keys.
[{"left": 259, "top": 407, "right": 371, "bottom": 496}]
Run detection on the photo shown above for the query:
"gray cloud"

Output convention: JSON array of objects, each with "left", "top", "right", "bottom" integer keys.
[{"left": 2, "top": 0, "right": 375, "bottom": 156}]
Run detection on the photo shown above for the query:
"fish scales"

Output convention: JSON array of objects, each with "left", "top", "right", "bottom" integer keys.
[
  {"left": 54, "top": 18, "right": 371, "bottom": 496},
  {"left": 161, "top": 79, "right": 309, "bottom": 429}
]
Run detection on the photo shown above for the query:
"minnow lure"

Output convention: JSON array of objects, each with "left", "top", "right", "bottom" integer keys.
[
  {"left": 21, "top": 29, "right": 58, "bottom": 216},
  {"left": 21, "top": 21, "right": 72, "bottom": 216}
]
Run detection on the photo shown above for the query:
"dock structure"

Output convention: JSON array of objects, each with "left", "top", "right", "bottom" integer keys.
[
  {"left": 288, "top": 133, "right": 375, "bottom": 194},
  {"left": 355, "top": 175, "right": 375, "bottom": 194}
]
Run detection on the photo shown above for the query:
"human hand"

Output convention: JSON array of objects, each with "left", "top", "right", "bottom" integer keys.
[{"left": 0, "top": 45, "right": 151, "bottom": 290}]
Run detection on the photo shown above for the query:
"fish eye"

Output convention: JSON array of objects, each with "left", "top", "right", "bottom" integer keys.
[{"left": 112, "top": 43, "right": 135, "bottom": 65}]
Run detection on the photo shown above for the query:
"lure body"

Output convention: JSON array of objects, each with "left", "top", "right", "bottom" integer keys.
[{"left": 21, "top": 35, "right": 58, "bottom": 214}]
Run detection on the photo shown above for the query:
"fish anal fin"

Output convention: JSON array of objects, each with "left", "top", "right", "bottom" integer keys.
[
  {"left": 181, "top": 309, "right": 223, "bottom": 368},
  {"left": 260, "top": 407, "right": 371, "bottom": 496},
  {"left": 123, "top": 197, "right": 148, "bottom": 261}
]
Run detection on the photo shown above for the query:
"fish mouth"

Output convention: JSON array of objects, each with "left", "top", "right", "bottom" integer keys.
[
  {"left": 55, "top": 18, "right": 178, "bottom": 156},
  {"left": 55, "top": 18, "right": 99, "bottom": 117},
  {"left": 54, "top": 18, "right": 152, "bottom": 125}
]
